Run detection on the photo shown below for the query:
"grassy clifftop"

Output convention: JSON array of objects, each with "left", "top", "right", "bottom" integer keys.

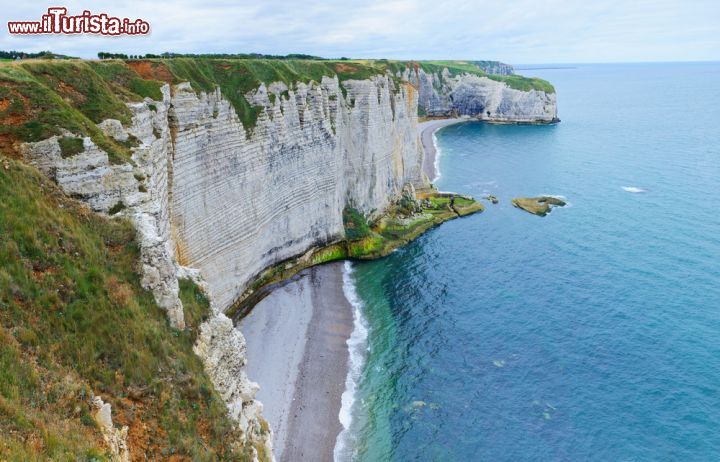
[
  {"left": 124, "top": 58, "right": 393, "bottom": 128},
  {"left": 0, "top": 57, "right": 552, "bottom": 155},
  {"left": 0, "top": 155, "right": 261, "bottom": 460},
  {"left": 0, "top": 58, "right": 392, "bottom": 149},
  {"left": 0, "top": 62, "right": 141, "bottom": 164}
]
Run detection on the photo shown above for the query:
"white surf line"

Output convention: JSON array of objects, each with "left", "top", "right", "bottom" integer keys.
[
  {"left": 432, "top": 128, "right": 443, "bottom": 183},
  {"left": 622, "top": 186, "right": 646, "bottom": 193},
  {"left": 429, "top": 117, "right": 472, "bottom": 183},
  {"left": 333, "top": 261, "right": 370, "bottom": 462}
]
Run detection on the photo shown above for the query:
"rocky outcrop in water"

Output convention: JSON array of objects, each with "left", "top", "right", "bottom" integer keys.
[{"left": 512, "top": 196, "right": 567, "bottom": 216}]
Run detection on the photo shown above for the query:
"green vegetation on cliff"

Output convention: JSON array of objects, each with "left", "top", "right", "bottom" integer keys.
[
  {"left": 0, "top": 58, "right": 395, "bottom": 145},
  {"left": 136, "top": 58, "right": 393, "bottom": 129},
  {"left": 88, "top": 60, "right": 165, "bottom": 101},
  {"left": 0, "top": 155, "right": 258, "bottom": 460},
  {"left": 58, "top": 136, "right": 84, "bottom": 158},
  {"left": 335, "top": 59, "right": 553, "bottom": 93},
  {"left": 344, "top": 188, "right": 484, "bottom": 258},
  {"left": 228, "top": 187, "right": 483, "bottom": 319},
  {"left": 0, "top": 63, "right": 139, "bottom": 164},
  {"left": 0, "top": 56, "right": 552, "bottom": 154}
]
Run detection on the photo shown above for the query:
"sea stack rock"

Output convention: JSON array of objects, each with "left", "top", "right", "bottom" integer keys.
[{"left": 512, "top": 196, "right": 567, "bottom": 216}]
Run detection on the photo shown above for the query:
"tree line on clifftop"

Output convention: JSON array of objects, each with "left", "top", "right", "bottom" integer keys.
[
  {"left": 0, "top": 50, "right": 343, "bottom": 61},
  {"left": 0, "top": 50, "right": 74, "bottom": 60},
  {"left": 97, "top": 51, "right": 334, "bottom": 60}
]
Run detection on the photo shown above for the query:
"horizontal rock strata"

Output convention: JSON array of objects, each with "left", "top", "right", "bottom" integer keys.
[{"left": 403, "top": 68, "right": 557, "bottom": 122}]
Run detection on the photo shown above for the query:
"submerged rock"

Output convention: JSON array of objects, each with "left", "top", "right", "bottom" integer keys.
[
  {"left": 484, "top": 194, "right": 499, "bottom": 204},
  {"left": 512, "top": 196, "right": 566, "bottom": 216},
  {"left": 541, "top": 196, "right": 566, "bottom": 207}
]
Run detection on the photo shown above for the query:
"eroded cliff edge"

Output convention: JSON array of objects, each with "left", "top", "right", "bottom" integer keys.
[
  {"left": 402, "top": 64, "right": 557, "bottom": 122},
  {"left": 1, "top": 58, "right": 556, "bottom": 459}
]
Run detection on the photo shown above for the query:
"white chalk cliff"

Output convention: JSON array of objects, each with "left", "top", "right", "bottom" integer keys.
[
  {"left": 21, "top": 66, "right": 556, "bottom": 458},
  {"left": 403, "top": 67, "right": 558, "bottom": 122}
]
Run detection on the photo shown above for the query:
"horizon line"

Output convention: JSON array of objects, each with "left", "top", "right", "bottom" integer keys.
[{"left": 2, "top": 49, "right": 718, "bottom": 66}]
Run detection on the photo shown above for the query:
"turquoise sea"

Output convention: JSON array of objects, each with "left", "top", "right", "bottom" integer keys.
[{"left": 339, "top": 62, "right": 720, "bottom": 461}]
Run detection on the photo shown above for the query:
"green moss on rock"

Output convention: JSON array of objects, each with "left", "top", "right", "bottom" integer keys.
[
  {"left": 512, "top": 196, "right": 567, "bottom": 216},
  {"left": 344, "top": 189, "right": 484, "bottom": 259},
  {"left": 58, "top": 136, "right": 84, "bottom": 158},
  {"left": 342, "top": 207, "right": 372, "bottom": 241}
]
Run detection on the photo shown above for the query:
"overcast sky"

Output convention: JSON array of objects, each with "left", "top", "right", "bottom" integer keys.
[{"left": 1, "top": 0, "right": 718, "bottom": 63}]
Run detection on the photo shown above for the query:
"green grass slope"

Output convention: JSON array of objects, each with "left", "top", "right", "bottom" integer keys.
[
  {"left": 0, "top": 58, "right": 392, "bottom": 149},
  {"left": 0, "top": 63, "right": 138, "bottom": 164},
  {"left": 1, "top": 57, "right": 552, "bottom": 155},
  {"left": 0, "top": 155, "right": 260, "bottom": 461}
]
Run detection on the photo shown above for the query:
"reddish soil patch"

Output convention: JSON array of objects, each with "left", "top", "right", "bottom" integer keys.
[
  {"left": 0, "top": 133, "right": 19, "bottom": 158},
  {"left": 114, "top": 392, "right": 218, "bottom": 461},
  {"left": 127, "top": 61, "right": 174, "bottom": 83},
  {"left": 334, "top": 63, "right": 358, "bottom": 73},
  {"left": 115, "top": 398, "right": 157, "bottom": 462},
  {"left": 0, "top": 84, "right": 29, "bottom": 123},
  {"left": 57, "top": 81, "right": 86, "bottom": 105},
  {"left": 31, "top": 266, "right": 58, "bottom": 282},
  {"left": 0, "top": 86, "right": 30, "bottom": 157},
  {"left": 1, "top": 111, "right": 25, "bottom": 125}
]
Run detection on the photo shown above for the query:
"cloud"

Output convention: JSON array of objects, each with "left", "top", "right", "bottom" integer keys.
[{"left": 0, "top": 0, "right": 718, "bottom": 62}]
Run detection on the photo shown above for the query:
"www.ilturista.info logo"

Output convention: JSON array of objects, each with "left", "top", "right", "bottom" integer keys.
[{"left": 7, "top": 8, "right": 150, "bottom": 35}]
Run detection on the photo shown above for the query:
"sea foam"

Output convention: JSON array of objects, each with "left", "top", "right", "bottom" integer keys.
[
  {"left": 334, "top": 261, "right": 369, "bottom": 461},
  {"left": 622, "top": 186, "right": 646, "bottom": 193},
  {"left": 432, "top": 130, "right": 442, "bottom": 183}
]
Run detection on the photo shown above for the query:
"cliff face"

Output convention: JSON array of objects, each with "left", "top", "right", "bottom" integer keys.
[
  {"left": 404, "top": 68, "right": 558, "bottom": 122},
  {"left": 11, "top": 58, "right": 556, "bottom": 459},
  {"left": 170, "top": 75, "right": 422, "bottom": 310},
  {"left": 472, "top": 60, "right": 514, "bottom": 75}
]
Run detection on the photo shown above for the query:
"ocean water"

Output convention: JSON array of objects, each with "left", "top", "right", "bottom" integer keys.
[{"left": 342, "top": 62, "right": 720, "bottom": 461}]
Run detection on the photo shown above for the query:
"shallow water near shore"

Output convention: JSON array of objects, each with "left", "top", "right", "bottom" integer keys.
[{"left": 343, "top": 62, "right": 720, "bottom": 461}]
